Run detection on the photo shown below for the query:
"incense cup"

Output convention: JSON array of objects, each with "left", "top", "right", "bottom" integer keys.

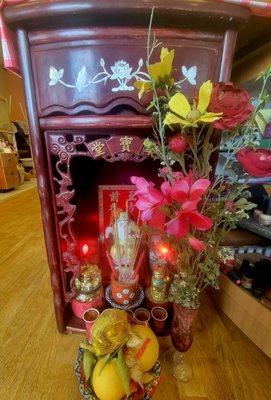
[
  {"left": 83, "top": 308, "right": 100, "bottom": 341},
  {"left": 134, "top": 308, "right": 151, "bottom": 326},
  {"left": 111, "top": 274, "right": 139, "bottom": 306},
  {"left": 151, "top": 306, "right": 168, "bottom": 333}
]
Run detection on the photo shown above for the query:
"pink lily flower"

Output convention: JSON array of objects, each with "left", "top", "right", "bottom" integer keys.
[
  {"left": 131, "top": 176, "right": 168, "bottom": 230},
  {"left": 163, "top": 171, "right": 211, "bottom": 211},
  {"left": 188, "top": 236, "right": 207, "bottom": 252},
  {"left": 166, "top": 210, "right": 213, "bottom": 239},
  {"left": 131, "top": 172, "right": 213, "bottom": 248}
]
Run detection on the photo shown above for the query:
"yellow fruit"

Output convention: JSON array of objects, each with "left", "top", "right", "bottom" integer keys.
[
  {"left": 132, "top": 325, "right": 159, "bottom": 372},
  {"left": 92, "top": 358, "right": 125, "bottom": 400}
]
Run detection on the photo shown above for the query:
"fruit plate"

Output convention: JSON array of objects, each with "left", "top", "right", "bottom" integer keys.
[{"left": 75, "top": 348, "right": 162, "bottom": 400}]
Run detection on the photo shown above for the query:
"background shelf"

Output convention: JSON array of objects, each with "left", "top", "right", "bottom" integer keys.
[
  {"left": 238, "top": 217, "right": 271, "bottom": 241},
  {"left": 209, "top": 274, "right": 271, "bottom": 357}
]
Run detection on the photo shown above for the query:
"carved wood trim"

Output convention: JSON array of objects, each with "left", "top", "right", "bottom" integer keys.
[
  {"left": 4, "top": 1, "right": 250, "bottom": 30},
  {"left": 28, "top": 27, "right": 223, "bottom": 45},
  {"left": 48, "top": 132, "right": 147, "bottom": 302},
  {"left": 40, "top": 115, "right": 152, "bottom": 131}
]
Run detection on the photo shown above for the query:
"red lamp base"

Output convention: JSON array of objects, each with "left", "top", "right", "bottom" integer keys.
[
  {"left": 71, "top": 291, "right": 105, "bottom": 319},
  {"left": 145, "top": 288, "right": 171, "bottom": 312}
]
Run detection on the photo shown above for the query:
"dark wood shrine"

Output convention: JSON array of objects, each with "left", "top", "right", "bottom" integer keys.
[{"left": 4, "top": 0, "right": 251, "bottom": 333}]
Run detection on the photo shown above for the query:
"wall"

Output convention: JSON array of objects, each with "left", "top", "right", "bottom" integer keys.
[
  {"left": 0, "top": 67, "right": 26, "bottom": 122},
  {"left": 232, "top": 43, "right": 271, "bottom": 84}
]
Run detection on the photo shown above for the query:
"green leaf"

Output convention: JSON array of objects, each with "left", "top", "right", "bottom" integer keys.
[
  {"left": 259, "top": 138, "right": 271, "bottom": 149},
  {"left": 97, "top": 346, "right": 122, "bottom": 376},
  {"left": 80, "top": 341, "right": 94, "bottom": 352},
  {"left": 255, "top": 109, "right": 271, "bottom": 135},
  {"left": 113, "top": 348, "right": 131, "bottom": 397},
  {"left": 242, "top": 202, "right": 257, "bottom": 211},
  {"left": 83, "top": 349, "right": 96, "bottom": 383},
  {"left": 234, "top": 198, "right": 256, "bottom": 211},
  {"left": 98, "top": 352, "right": 112, "bottom": 376}
]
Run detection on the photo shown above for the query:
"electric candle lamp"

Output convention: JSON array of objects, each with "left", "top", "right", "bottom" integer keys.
[
  {"left": 73, "top": 240, "right": 103, "bottom": 309},
  {"left": 72, "top": 250, "right": 104, "bottom": 318},
  {"left": 147, "top": 237, "right": 172, "bottom": 309}
]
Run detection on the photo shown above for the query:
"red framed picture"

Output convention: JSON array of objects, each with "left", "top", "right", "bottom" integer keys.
[
  {"left": 98, "top": 184, "right": 139, "bottom": 281},
  {"left": 98, "top": 184, "right": 139, "bottom": 242}
]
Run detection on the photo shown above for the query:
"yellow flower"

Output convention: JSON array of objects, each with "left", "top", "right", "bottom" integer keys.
[
  {"left": 164, "top": 80, "right": 222, "bottom": 128},
  {"left": 134, "top": 80, "right": 152, "bottom": 100},
  {"left": 134, "top": 47, "right": 174, "bottom": 99},
  {"left": 148, "top": 47, "right": 174, "bottom": 83}
]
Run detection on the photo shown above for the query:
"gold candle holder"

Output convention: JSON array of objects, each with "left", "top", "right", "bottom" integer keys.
[
  {"left": 149, "top": 268, "right": 171, "bottom": 303},
  {"left": 74, "top": 264, "right": 102, "bottom": 302}
]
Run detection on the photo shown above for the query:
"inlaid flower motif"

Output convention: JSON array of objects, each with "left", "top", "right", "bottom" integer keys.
[
  {"left": 49, "top": 55, "right": 197, "bottom": 95},
  {"left": 110, "top": 60, "right": 133, "bottom": 80},
  {"left": 49, "top": 67, "right": 64, "bottom": 86}
]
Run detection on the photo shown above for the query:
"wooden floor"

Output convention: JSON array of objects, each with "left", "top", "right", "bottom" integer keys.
[{"left": 0, "top": 188, "right": 271, "bottom": 400}]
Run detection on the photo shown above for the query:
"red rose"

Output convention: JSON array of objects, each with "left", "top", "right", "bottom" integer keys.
[
  {"left": 209, "top": 83, "right": 253, "bottom": 130},
  {"left": 168, "top": 134, "right": 186, "bottom": 153},
  {"left": 236, "top": 147, "right": 271, "bottom": 177}
]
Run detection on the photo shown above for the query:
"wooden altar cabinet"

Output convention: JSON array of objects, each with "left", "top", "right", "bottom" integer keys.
[{"left": 3, "top": 0, "right": 250, "bottom": 333}]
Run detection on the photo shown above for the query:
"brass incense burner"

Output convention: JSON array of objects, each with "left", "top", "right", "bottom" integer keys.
[{"left": 74, "top": 264, "right": 102, "bottom": 302}]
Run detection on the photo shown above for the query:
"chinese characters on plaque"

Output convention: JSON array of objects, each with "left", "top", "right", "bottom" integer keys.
[{"left": 87, "top": 136, "right": 145, "bottom": 159}]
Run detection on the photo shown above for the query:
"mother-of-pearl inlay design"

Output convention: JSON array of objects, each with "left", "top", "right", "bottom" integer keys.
[{"left": 49, "top": 58, "right": 197, "bottom": 93}]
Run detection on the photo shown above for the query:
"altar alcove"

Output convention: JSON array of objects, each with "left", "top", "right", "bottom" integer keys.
[{"left": 4, "top": 0, "right": 251, "bottom": 332}]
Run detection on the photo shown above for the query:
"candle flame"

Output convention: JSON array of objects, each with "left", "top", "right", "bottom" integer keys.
[
  {"left": 82, "top": 243, "right": 89, "bottom": 255},
  {"left": 158, "top": 245, "right": 169, "bottom": 255}
]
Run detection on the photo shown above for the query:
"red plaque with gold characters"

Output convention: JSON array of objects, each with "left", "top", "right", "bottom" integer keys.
[{"left": 98, "top": 185, "right": 138, "bottom": 244}]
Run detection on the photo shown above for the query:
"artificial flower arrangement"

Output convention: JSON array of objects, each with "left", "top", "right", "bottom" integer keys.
[
  {"left": 74, "top": 15, "right": 271, "bottom": 397},
  {"left": 130, "top": 16, "right": 271, "bottom": 310},
  {"left": 75, "top": 309, "right": 161, "bottom": 400}
]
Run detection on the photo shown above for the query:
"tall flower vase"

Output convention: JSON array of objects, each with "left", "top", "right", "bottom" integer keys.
[{"left": 164, "top": 303, "right": 199, "bottom": 382}]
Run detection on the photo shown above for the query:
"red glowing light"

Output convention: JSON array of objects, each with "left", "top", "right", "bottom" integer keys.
[
  {"left": 155, "top": 242, "right": 176, "bottom": 263},
  {"left": 82, "top": 243, "right": 89, "bottom": 255},
  {"left": 159, "top": 245, "right": 169, "bottom": 255}
]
